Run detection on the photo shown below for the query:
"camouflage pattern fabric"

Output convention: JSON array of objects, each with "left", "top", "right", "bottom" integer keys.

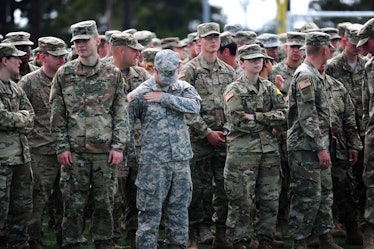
[
  {"left": 127, "top": 76, "right": 201, "bottom": 248},
  {"left": 287, "top": 60, "right": 333, "bottom": 240},
  {"left": 223, "top": 75, "right": 286, "bottom": 243}
]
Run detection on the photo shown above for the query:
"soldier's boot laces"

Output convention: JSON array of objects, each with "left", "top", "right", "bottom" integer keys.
[
  {"left": 363, "top": 226, "right": 374, "bottom": 249},
  {"left": 318, "top": 233, "right": 342, "bottom": 249},
  {"left": 292, "top": 239, "right": 307, "bottom": 249},
  {"left": 212, "top": 227, "right": 232, "bottom": 249},
  {"left": 188, "top": 227, "right": 199, "bottom": 249}
]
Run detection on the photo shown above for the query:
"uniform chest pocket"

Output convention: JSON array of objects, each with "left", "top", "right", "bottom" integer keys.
[{"left": 240, "top": 94, "right": 256, "bottom": 113}]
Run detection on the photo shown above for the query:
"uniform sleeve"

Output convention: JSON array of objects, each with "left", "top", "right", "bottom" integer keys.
[
  {"left": 0, "top": 84, "right": 34, "bottom": 133},
  {"left": 160, "top": 83, "right": 201, "bottom": 114},
  {"left": 362, "top": 61, "right": 372, "bottom": 130},
  {"left": 343, "top": 92, "right": 363, "bottom": 152},
  {"left": 294, "top": 76, "right": 326, "bottom": 151},
  {"left": 126, "top": 96, "right": 141, "bottom": 164},
  {"left": 49, "top": 69, "right": 70, "bottom": 154}
]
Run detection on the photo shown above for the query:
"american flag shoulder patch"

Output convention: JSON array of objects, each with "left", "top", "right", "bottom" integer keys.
[
  {"left": 225, "top": 91, "right": 234, "bottom": 102},
  {"left": 298, "top": 80, "right": 312, "bottom": 90}
]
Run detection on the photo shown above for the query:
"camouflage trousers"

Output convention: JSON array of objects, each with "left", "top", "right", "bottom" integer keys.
[
  {"left": 363, "top": 134, "right": 374, "bottom": 226},
  {"left": 28, "top": 153, "right": 62, "bottom": 242},
  {"left": 60, "top": 153, "right": 118, "bottom": 247},
  {"left": 224, "top": 150, "right": 281, "bottom": 243},
  {"left": 189, "top": 141, "right": 228, "bottom": 228},
  {"left": 0, "top": 163, "right": 33, "bottom": 248},
  {"left": 288, "top": 151, "right": 334, "bottom": 240},
  {"left": 136, "top": 161, "right": 192, "bottom": 249},
  {"left": 331, "top": 159, "right": 360, "bottom": 226}
]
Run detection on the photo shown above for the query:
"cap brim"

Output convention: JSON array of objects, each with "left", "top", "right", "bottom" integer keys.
[
  {"left": 357, "top": 37, "right": 369, "bottom": 47},
  {"left": 128, "top": 43, "right": 144, "bottom": 50},
  {"left": 12, "top": 41, "right": 34, "bottom": 46},
  {"left": 71, "top": 35, "right": 93, "bottom": 42},
  {"left": 286, "top": 42, "right": 304, "bottom": 46},
  {"left": 200, "top": 31, "right": 220, "bottom": 38},
  {"left": 11, "top": 50, "right": 26, "bottom": 57},
  {"left": 48, "top": 49, "right": 69, "bottom": 56},
  {"left": 241, "top": 54, "right": 264, "bottom": 60}
]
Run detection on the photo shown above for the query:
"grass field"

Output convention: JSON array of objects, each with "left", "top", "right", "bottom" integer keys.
[{"left": 41, "top": 221, "right": 362, "bottom": 249}]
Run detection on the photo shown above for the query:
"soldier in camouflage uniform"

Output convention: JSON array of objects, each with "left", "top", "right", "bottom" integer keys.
[
  {"left": 178, "top": 22, "right": 237, "bottom": 249},
  {"left": 49, "top": 20, "right": 129, "bottom": 249},
  {"left": 110, "top": 32, "right": 150, "bottom": 248},
  {"left": 126, "top": 49, "right": 201, "bottom": 249},
  {"left": 3, "top": 31, "right": 39, "bottom": 83},
  {"left": 217, "top": 32, "right": 242, "bottom": 75},
  {"left": 268, "top": 31, "right": 305, "bottom": 243},
  {"left": 325, "top": 23, "right": 367, "bottom": 232},
  {"left": 223, "top": 44, "right": 286, "bottom": 249},
  {"left": 323, "top": 70, "right": 363, "bottom": 245},
  {"left": 18, "top": 36, "right": 69, "bottom": 249},
  {"left": 0, "top": 43, "right": 34, "bottom": 249},
  {"left": 357, "top": 17, "right": 374, "bottom": 249},
  {"left": 287, "top": 32, "right": 342, "bottom": 249}
]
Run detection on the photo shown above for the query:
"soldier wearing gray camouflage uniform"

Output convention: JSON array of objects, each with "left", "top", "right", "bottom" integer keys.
[
  {"left": 18, "top": 36, "right": 69, "bottom": 249},
  {"left": 49, "top": 20, "right": 129, "bottom": 249},
  {"left": 325, "top": 23, "right": 367, "bottom": 233},
  {"left": 178, "top": 22, "right": 237, "bottom": 249},
  {"left": 223, "top": 44, "right": 286, "bottom": 249},
  {"left": 126, "top": 49, "right": 201, "bottom": 249},
  {"left": 110, "top": 32, "right": 150, "bottom": 248},
  {"left": 357, "top": 17, "right": 374, "bottom": 249},
  {"left": 287, "top": 32, "right": 342, "bottom": 249},
  {"left": 0, "top": 43, "right": 34, "bottom": 249}
]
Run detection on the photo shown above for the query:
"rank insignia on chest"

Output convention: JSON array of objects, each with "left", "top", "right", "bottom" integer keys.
[
  {"left": 298, "top": 80, "right": 312, "bottom": 90},
  {"left": 225, "top": 91, "right": 234, "bottom": 102}
]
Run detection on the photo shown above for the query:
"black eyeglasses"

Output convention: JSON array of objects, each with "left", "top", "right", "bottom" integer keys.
[{"left": 203, "top": 34, "right": 220, "bottom": 41}]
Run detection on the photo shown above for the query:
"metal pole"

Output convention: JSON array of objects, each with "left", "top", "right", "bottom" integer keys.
[{"left": 203, "top": 0, "right": 210, "bottom": 23}]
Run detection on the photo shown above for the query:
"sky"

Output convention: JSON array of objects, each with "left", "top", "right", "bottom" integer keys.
[{"left": 209, "top": 0, "right": 312, "bottom": 31}]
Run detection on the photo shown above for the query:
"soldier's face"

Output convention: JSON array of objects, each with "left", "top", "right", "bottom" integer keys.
[
  {"left": 200, "top": 35, "right": 220, "bottom": 53},
  {"left": 123, "top": 46, "right": 140, "bottom": 67},
  {"left": 74, "top": 37, "right": 97, "bottom": 58}
]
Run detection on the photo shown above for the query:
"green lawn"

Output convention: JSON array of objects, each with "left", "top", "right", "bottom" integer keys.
[{"left": 41, "top": 221, "right": 362, "bottom": 249}]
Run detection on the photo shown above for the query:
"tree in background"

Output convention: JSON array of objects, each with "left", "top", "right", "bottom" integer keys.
[{"left": 0, "top": 0, "right": 225, "bottom": 45}]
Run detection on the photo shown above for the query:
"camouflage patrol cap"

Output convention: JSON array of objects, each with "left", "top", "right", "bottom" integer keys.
[
  {"left": 345, "top": 23, "right": 363, "bottom": 46},
  {"left": 220, "top": 31, "right": 234, "bottom": 47},
  {"left": 278, "top": 33, "right": 287, "bottom": 44},
  {"left": 224, "top": 23, "right": 243, "bottom": 36},
  {"left": 161, "top": 37, "right": 186, "bottom": 49},
  {"left": 234, "top": 31, "right": 257, "bottom": 45},
  {"left": 123, "top": 28, "right": 137, "bottom": 35},
  {"left": 5, "top": 31, "right": 34, "bottom": 46},
  {"left": 37, "top": 36, "right": 69, "bottom": 56},
  {"left": 70, "top": 20, "right": 98, "bottom": 42},
  {"left": 110, "top": 32, "right": 144, "bottom": 50},
  {"left": 299, "top": 22, "right": 319, "bottom": 33},
  {"left": 321, "top": 27, "right": 341, "bottom": 40},
  {"left": 134, "top": 30, "right": 153, "bottom": 48},
  {"left": 258, "top": 33, "right": 280, "bottom": 48},
  {"left": 286, "top": 32, "right": 305, "bottom": 46},
  {"left": 142, "top": 48, "right": 160, "bottom": 62},
  {"left": 154, "top": 49, "right": 180, "bottom": 84},
  {"left": 237, "top": 44, "right": 264, "bottom": 60},
  {"left": 187, "top": 32, "right": 197, "bottom": 44},
  {"left": 197, "top": 22, "right": 220, "bottom": 38},
  {"left": 357, "top": 18, "right": 374, "bottom": 47},
  {"left": 305, "top": 31, "right": 333, "bottom": 47},
  {"left": 0, "top": 43, "right": 26, "bottom": 58},
  {"left": 105, "top": 30, "right": 121, "bottom": 43},
  {"left": 337, "top": 22, "right": 352, "bottom": 36},
  {"left": 151, "top": 38, "right": 161, "bottom": 49}
]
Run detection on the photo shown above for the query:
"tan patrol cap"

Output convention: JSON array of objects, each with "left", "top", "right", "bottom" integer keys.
[
  {"left": 70, "top": 20, "right": 98, "bottom": 42},
  {"left": 38, "top": 36, "right": 69, "bottom": 56}
]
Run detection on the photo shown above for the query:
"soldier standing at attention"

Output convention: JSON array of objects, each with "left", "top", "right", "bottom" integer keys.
[
  {"left": 0, "top": 43, "right": 34, "bottom": 249},
  {"left": 179, "top": 22, "right": 236, "bottom": 249},
  {"left": 18, "top": 36, "right": 69, "bottom": 249},
  {"left": 357, "top": 17, "right": 374, "bottom": 249},
  {"left": 49, "top": 20, "right": 129, "bottom": 249},
  {"left": 287, "top": 32, "right": 342, "bottom": 249},
  {"left": 223, "top": 44, "right": 286, "bottom": 249},
  {"left": 126, "top": 49, "right": 201, "bottom": 249}
]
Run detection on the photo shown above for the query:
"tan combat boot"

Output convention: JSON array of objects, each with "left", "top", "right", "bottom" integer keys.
[
  {"left": 363, "top": 226, "right": 374, "bottom": 249},
  {"left": 292, "top": 239, "right": 307, "bottom": 249},
  {"left": 212, "top": 226, "right": 232, "bottom": 249},
  {"left": 318, "top": 233, "right": 342, "bottom": 249},
  {"left": 188, "top": 226, "right": 199, "bottom": 249}
]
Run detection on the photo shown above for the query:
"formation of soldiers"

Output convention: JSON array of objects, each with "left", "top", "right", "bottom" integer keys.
[{"left": 1, "top": 15, "right": 374, "bottom": 249}]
